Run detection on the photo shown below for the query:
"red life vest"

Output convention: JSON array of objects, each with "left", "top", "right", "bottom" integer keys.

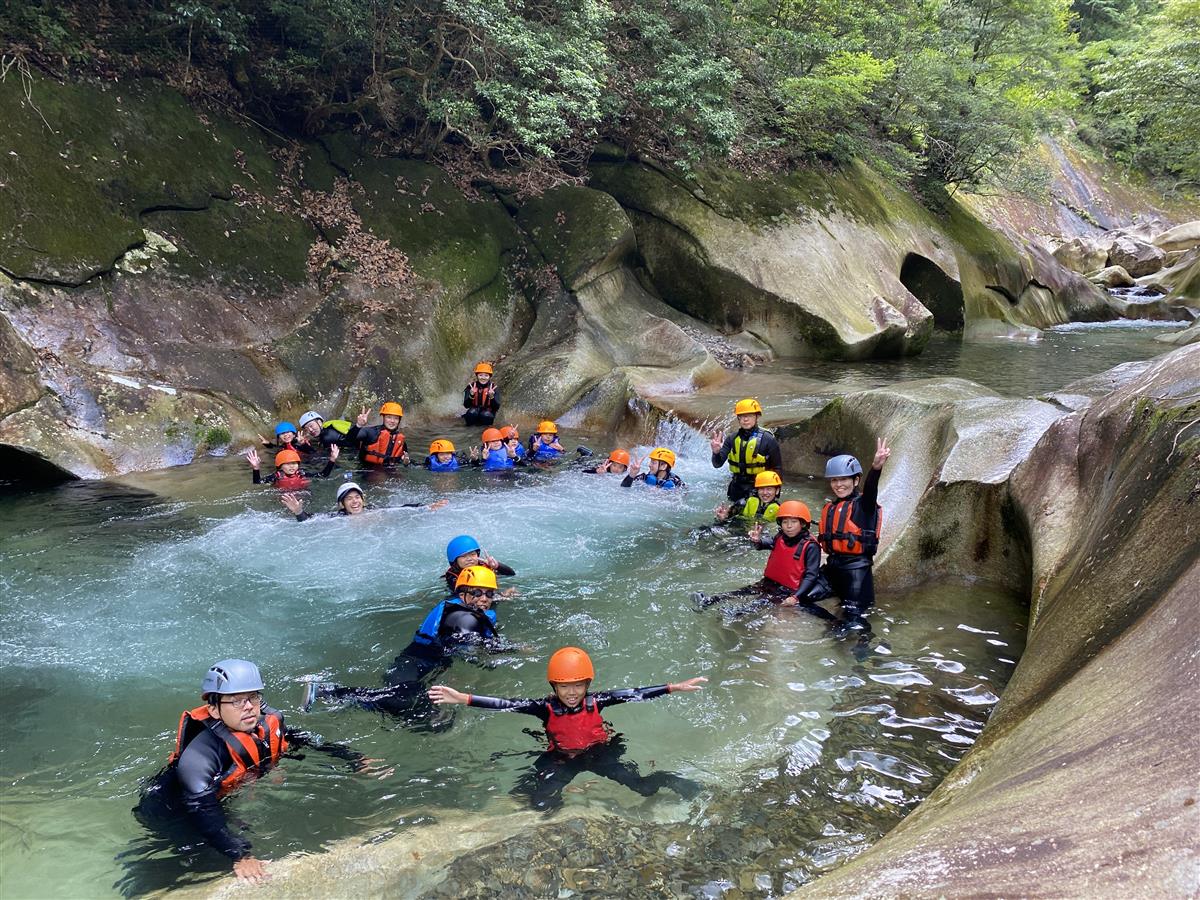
[
  {"left": 363, "top": 428, "right": 406, "bottom": 466},
  {"left": 467, "top": 382, "right": 496, "bottom": 411},
  {"left": 169, "top": 706, "right": 288, "bottom": 797},
  {"left": 544, "top": 697, "right": 611, "bottom": 754},
  {"left": 763, "top": 533, "right": 818, "bottom": 590},
  {"left": 272, "top": 471, "right": 311, "bottom": 491},
  {"left": 819, "top": 497, "right": 883, "bottom": 557}
]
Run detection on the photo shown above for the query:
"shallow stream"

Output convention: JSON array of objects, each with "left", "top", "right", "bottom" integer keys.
[{"left": 0, "top": 322, "right": 1178, "bottom": 898}]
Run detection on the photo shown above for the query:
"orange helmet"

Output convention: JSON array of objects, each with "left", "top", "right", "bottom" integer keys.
[
  {"left": 776, "top": 500, "right": 811, "bottom": 523},
  {"left": 379, "top": 401, "right": 404, "bottom": 417},
  {"left": 429, "top": 439, "right": 455, "bottom": 454},
  {"left": 608, "top": 449, "right": 631, "bottom": 466},
  {"left": 648, "top": 447, "right": 676, "bottom": 468},
  {"left": 274, "top": 448, "right": 301, "bottom": 466},
  {"left": 547, "top": 647, "right": 595, "bottom": 684},
  {"left": 474, "top": 362, "right": 494, "bottom": 375},
  {"left": 536, "top": 420, "right": 558, "bottom": 435},
  {"left": 455, "top": 565, "right": 498, "bottom": 591},
  {"left": 755, "top": 471, "right": 783, "bottom": 488},
  {"left": 481, "top": 427, "right": 504, "bottom": 443},
  {"left": 500, "top": 425, "right": 520, "bottom": 440}
]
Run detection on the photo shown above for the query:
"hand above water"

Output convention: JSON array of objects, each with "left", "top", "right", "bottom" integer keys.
[
  {"left": 329, "top": 443, "right": 340, "bottom": 463},
  {"left": 872, "top": 436, "right": 891, "bottom": 470},
  {"left": 709, "top": 429, "right": 725, "bottom": 453},
  {"left": 279, "top": 493, "right": 304, "bottom": 515},
  {"left": 245, "top": 448, "right": 260, "bottom": 470},
  {"left": 668, "top": 677, "right": 707, "bottom": 693},
  {"left": 748, "top": 522, "right": 764, "bottom": 543},
  {"left": 233, "top": 856, "right": 270, "bottom": 885},
  {"left": 355, "top": 406, "right": 370, "bottom": 428}
]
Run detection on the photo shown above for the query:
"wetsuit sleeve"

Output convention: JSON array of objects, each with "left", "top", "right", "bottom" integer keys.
[
  {"left": 252, "top": 469, "right": 263, "bottom": 485},
  {"left": 591, "top": 685, "right": 671, "bottom": 710},
  {"left": 794, "top": 539, "right": 824, "bottom": 597},
  {"left": 355, "top": 426, "right": 377, "bottom": 459},
  {"left": 294, "top": 511, "right": 312, "bottom": 522},
  {"left": 494, "top": 562, "right": 516, "bottom": 577},
  {"left": 764, "top": 432, "right": 782, "bottom": 472},
  {"left": 318, "top": 460, "right": 335, "bottom": 479},
  {"left": 712, "top": 435, "right": 734, "bottom": 468},
  {"left": 463, "top": 386, "right": 474, "bottom": 410},
  {"left": 620, "top": 474, "right": 635, "bottom": 488},
  {"left": 753, "top": 532, "right": 777, "bottom": 551},
  {"left": 284, "top": 728, "right": 366, "bottom": 766},
  {"left": 856, "top": 468, "right": 882, "bottom": 529},
  {"left": 488, "top": 389, "right": 501, "bottom": 413},
  {"left": 465, "top": 695, "right": 548, "bottom": 720},
  {"left": 175, "top": 733, "right": 250, "bottom": 860}
]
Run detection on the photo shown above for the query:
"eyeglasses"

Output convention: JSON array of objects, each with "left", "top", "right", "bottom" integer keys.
[
  {"left": 465, "top": 588, "right": 496, "bottom": 598},
  {"left": 219, "top": 692, "right": 263, "bottom": 709}
]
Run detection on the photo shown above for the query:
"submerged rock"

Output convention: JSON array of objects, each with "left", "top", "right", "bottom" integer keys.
[{"left": 1086, "top": 264, "right": 1136, "bottom": 287}]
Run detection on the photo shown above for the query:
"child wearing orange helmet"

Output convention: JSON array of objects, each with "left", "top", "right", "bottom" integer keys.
[
  {"left": 583, "top": 448, "right": 631, "bottom": 475},
  {"left": 244, "top": 445, "right": 337, "bottom": 490},
  {"left": 620, "top": 447, "right": 684, "bottom": 490},
  {"left": 424, "top": 439, "right": 462, "bottom": 472},
  {"left": 463, "top": 362, "right": 500, "bottom": 427},
  {"left": 527, "top": 420, "right": 564, "bottom": 461},
  {"left": 692, "top": 500, "right": 835, "bottom": 621},
  {"left": 429, "top": 647, "right": 705, "bottom": 810},
  {"left": 471, "top": 427, "right": 518, "bottom": 471}
]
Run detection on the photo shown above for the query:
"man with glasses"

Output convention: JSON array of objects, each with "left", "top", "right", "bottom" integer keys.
[{"left": 139, "top": 659, "right": 363, "bottom": 884}]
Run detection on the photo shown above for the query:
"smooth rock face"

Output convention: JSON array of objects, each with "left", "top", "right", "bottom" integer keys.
[
  {"left": 796, "top": 345, "right": 1200, "bottom": 899},
  {"left": 1108, "top": 234, "right": 1167, "bottom": 277},
  {"left": 1152, "top": 219, "right": 1200, "bottom": 252},
  {"left": 1138, "top": 246, "right": 1200, "bottom": 302},
  {"left": 1087, "top": 264, "right": 1136, "bottom": 287},
  {"left": 1156, "top": 320, "right": 1200, "bottom": 345},
  {"left": 1053, "top": 235, "right": 1109, "bottom": 274}
]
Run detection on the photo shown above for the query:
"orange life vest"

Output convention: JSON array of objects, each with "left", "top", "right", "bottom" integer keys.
[
  {"left": 362, "top": 428, "right": 406, "bottom": 466},
  {"left": 169, "top": 706, "right": 288, "bottom": 797},
  {"left": 467, "top": 382, "right": 496, "bottom": 411},
  {"left": 819, "top": 497, "right": 882, "bottom": 557},
  {"left": 545, "top": 697, "right": 612, "bottom": 755},
  {"left": 762, "top": 533, "right": 818, "bottom": 590}
]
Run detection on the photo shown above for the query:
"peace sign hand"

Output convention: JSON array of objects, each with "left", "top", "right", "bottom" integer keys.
[
  {"left": 873, "top": 436, "right": 891, "bottom": 470},
  {"left": 355, "top": 406, "right": 370, "bottom": 428},
  {"left": 709, "top": 429, "right": 725, "bottom": 453}
]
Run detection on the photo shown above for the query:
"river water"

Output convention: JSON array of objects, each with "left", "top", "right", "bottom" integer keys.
[{"left": 0, "top": 322, "right": 1179, "bottom": 898}]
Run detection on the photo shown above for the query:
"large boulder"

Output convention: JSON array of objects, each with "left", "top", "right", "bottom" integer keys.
[
  {"left": 1152, "top": 220, "right": 1200, "bottom": 252},
  {"left": 797, "top": 345, "right": 1200, "bottom": 898},
  {"left": 1052, "top": 235, "right": 1109, "bottom": 274},
  {"left": 1107, "top": 234, "right": 1167, "bottom": 277},
  {"left": 1087, "top": 264, "right": 1135, "bottom": 287},
  {"left": 1138, "top": 247, "right": 1200, "bottom": 303}
]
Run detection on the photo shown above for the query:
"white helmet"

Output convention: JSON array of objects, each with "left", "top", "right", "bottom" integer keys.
[
  {"left": 336, "top": 482, "right": 364, "bottom": 504},
  {"left": 298, "top": 411, "right": 323, "bottom": 429}
]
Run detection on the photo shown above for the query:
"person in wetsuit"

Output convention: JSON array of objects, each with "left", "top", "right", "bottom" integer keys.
[
  {"left": 692, "top": 500, "right": 835, "bottom": 622},
  {"left": 463, "top": 362, "right": 501, "bottom": 427},
  {"left": 818, "top": 438, "right": 890, "bottom": 637},
  {"left": 583, "top": 449, "right": 630, "bottom": 476},
  {"left": 709, "top": 398, "right": 783, "bottom": 502},
  {"left": 621, "top": 447, "right": 685, "bottom": 490},
  {"left": 300, "top": 566, "right": 516, "bottom": 726},
  {"left": 442, "top": 535, "right": 516, "bottom": 595},
  {"left": 355, "top": 402, "right": 410, "bottom": 468},
  {"left": 715, "top": 470, "right": 782, "bottom": 525},
  {"left": 297, "top": 410, "right": 359, "bottom": 451},
  {"left": 135, "top": 659, "right": 364, "bottom": 885},
  {"left": 429, "top": 647, "right": 705, "bottom": 810},
  {"left": 246, "top": 446, "right": 337, "bottom": 489},
  {"left": 279, "top": 481, "right": 448, "bottom": 521}
]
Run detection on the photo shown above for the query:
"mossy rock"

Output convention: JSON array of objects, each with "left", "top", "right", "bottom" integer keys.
[{"left": 516, "top": 186, "right": 634, "bottom": 290}]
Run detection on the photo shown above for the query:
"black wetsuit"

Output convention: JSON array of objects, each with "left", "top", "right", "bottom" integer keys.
[
  {"left": 443, "top": 561, "right": 516, "bottom": 594},
  {"left": 135, "top": 707, "right": 361, "bottom": 861},
  {"left": 291, "top": 502, "right": 424, "bottom": 522},
  {"left": 695, "top": 529, "right": 836, "bottom": 622},
  {"left": 820, "top": 468, "right": 882, "bottom": 633},
  {"left": 711, "top": 427, "right": 783, "bottom": 501},
  {"left": 252, "top": 459, "right": 336, "bottom": 485},
  {"left": 465, "top": 687, "right": 700, "bottom": 810},
  {"left": 462, "top": 382, "right": 501, "bottom": 426}
]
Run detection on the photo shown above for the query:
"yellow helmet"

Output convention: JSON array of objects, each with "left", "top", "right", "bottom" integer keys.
[
  {"left": 536, "top": 420, "right": 558, "bottom": 435},
  {"left": 734, "top": 398, "right": 763, "bottom": 416},
  {"left": 649, "top": 447, "right": 676, "bottom": 468},
  {"left": 379, "top": 401, "right": 404, "bottom": 417},
  {"left": 454, "top": 565, "right": 498, "bottom": 592},
  {"left": 755, "top": 471, "right": 782, "bottom": 488},
  {"left": 429, "top": 439, "right": 455, "bottom": 454}
]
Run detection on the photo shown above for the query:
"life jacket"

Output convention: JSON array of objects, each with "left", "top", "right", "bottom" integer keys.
[
  {"left": 413, "top": 600, "right": 497, "bottom": 647},
  {"left": 426, "top": 455, "right": 459, "bottom": 472},
  {"left": 638, "top": 473, "right": 682, "bottom": 490},
  {"left": 482, "top": 448, "right": 514, "bottom": 471},
  {"left": 323, "top": 419, "right": 353, "bottom": 436},
  {"left": 728, "top": 429, "right": 770, "bottom": 477},
  {"left": 544, "top": 696, "right": 612, "bottom": 754},
  {"left": 362, "top": 427, "right": 406, "bottom": 466},
  {"left": 739, "top": 496, "right": 779, "bottom": 522},
  {"left": 467, "top": 382, "right": 496, "bottom": 411},
  {"left": 763, "top": 532, "right": 819, "bottom": 590},
  {"left": 529, "top": 442, "right": 562, "bottom": 461},
  {"left": 169, "top": 706, "right": 288, "bottom": 798},
  {"left": 272, "top": 471, "right": 311, "bottom": 491},
  {"left": 819, "top": 496, "right": 883, "bottom": 557}
]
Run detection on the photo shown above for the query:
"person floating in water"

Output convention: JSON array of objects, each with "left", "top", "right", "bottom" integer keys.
[
  {"left": 692, "top": 500, "right": 835, "bottom": 621},
  {"left": 715, "top": 470, "right": 782, "bottom": 524},
  {"left": 425, "top": 439, "right": 463, "bottom": 471},
  {"left": 429, "top": 647, "right": 705, "bottom": 810},
  {"left": 355, "top": 402, "right": 410, "bottom": 468},
  {"left": 471, "top": 427, "right": 519, "bottom": 471},
  {"left": 443, "top": 535, "right": 516, "bottom": 595},
  {"left": 500, "top": 425, "right": 526, "bottom": 462},
  {"left": 297, "top": 410, "right": 358, "bottom": 451},
  {"left": 280, "top": 481, "right": 447, "bottom": 520},
  {"left": 709, "top": 398, "right": 782, "bottom": 503},
  {"left": 463, "top": 362, "right": 501, "bottom": 427},
  {"left": 302, "top": 567, "right": 517, "bottom": 725},
  {"left": 583, "top": 449, "right": 631, "bottom": 476},
  {"left": 246, "top": 446, "right": 337, "bottom": 490},
  {"left": 818, "top": 438, "right": 890, "bottom": 638},
  {"left": 527, "top": 420, "right": 565, "bottom": 461},
  {"left": 621, "top": 447, "right": 684, "bottom": 490},
  {"left": 135, "top": 659, "right": 365, "bottom": 885},
  {"left": 257, "top": 421, "right": 309, "bottom": 454}
]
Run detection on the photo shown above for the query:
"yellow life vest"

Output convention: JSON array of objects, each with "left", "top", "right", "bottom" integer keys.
[
  {"left": 739, "top": 496, "right": 779, "bottom": 522},
  {"left": 729, "top": 431, "right": 768, "bottom": 476},
  {"left": 323, "top": 419, "right": 353, "bottom": 436}
]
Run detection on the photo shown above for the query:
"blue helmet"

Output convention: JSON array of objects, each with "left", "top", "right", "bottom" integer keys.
[
  {"left": 446, "top": 534, "right": 481, "bottom": 564},
  {"left": 824, "top": 454, "right": 862, "bottom": 478},
  {"left": 200, "top": 659, "right": 264, "bottom": 696},
  {"left": 275, "top": 421, "right": 298, "bottom": 437}
]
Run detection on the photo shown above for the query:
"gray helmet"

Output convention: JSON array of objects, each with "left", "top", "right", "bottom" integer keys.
[
  {"left": 336, "top": 482, "right": 364, "bottom": 504},
  {"left": 824, "top": 454, "right": 862, "bottom": 478},
  {"left": 201, "top": 659, "right": 265, "bottom": 696},
  {"left": 298, "top": 411, "right": 323, "bottom": 429}
]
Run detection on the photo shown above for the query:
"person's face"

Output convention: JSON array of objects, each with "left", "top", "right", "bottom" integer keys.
[
  {"left": 476, "top": 373, "right": 491, "bottom": 384},
  {"left": 455, "top": 550, "right": 481, "bottom": 569},
  {"left": 207, "top": 691, "right": 263, "bottom": 734},
  {"left": 485, "top": 439, "right": 503, "bottom": 450},
  {"left": 757, "top": 486, "right": 779, "bottom": 502},
  {"left": 650, "top": 459, "right": 667, "bottom": 476},
  {"left": 537, "top": 432, "right": 554, "bottom": 443},
  {"left": 737, "top": 413, "right": 758, "bottom": 430},
  {"left": 382, "top": 414, "right": 401, "bottom": 430},
  {"left": 279, "top": 431, "right": 296, "bottom": 444},
  {"left": 779, "top": 516, "right": 804, "bottom": 538},
  {"left": 280, "top": 461, "right": 300, "bottom": 475},
  {"left": 458, "top": 586, "right": 495, "bottom": 610},
  {"left": 830, "top": 476, "right": 857, "bottom": 499},
  {"left": 504, "top": 437, "right": 519, "bottom": 449},
  {"left": 340, "top": 490, "right": 365, "bottom": 514},
  {"left": 609, "top": 462, "right": 627, "bottom": 475},
  {"left": 302, "top": 420, "right": 322, "bottom": 438},
  {"left": 436, "top": 452, "right": 454, "bottom": 463},
  {"left": 552, "top": 680, "right": 589, "bottom": 708}
]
